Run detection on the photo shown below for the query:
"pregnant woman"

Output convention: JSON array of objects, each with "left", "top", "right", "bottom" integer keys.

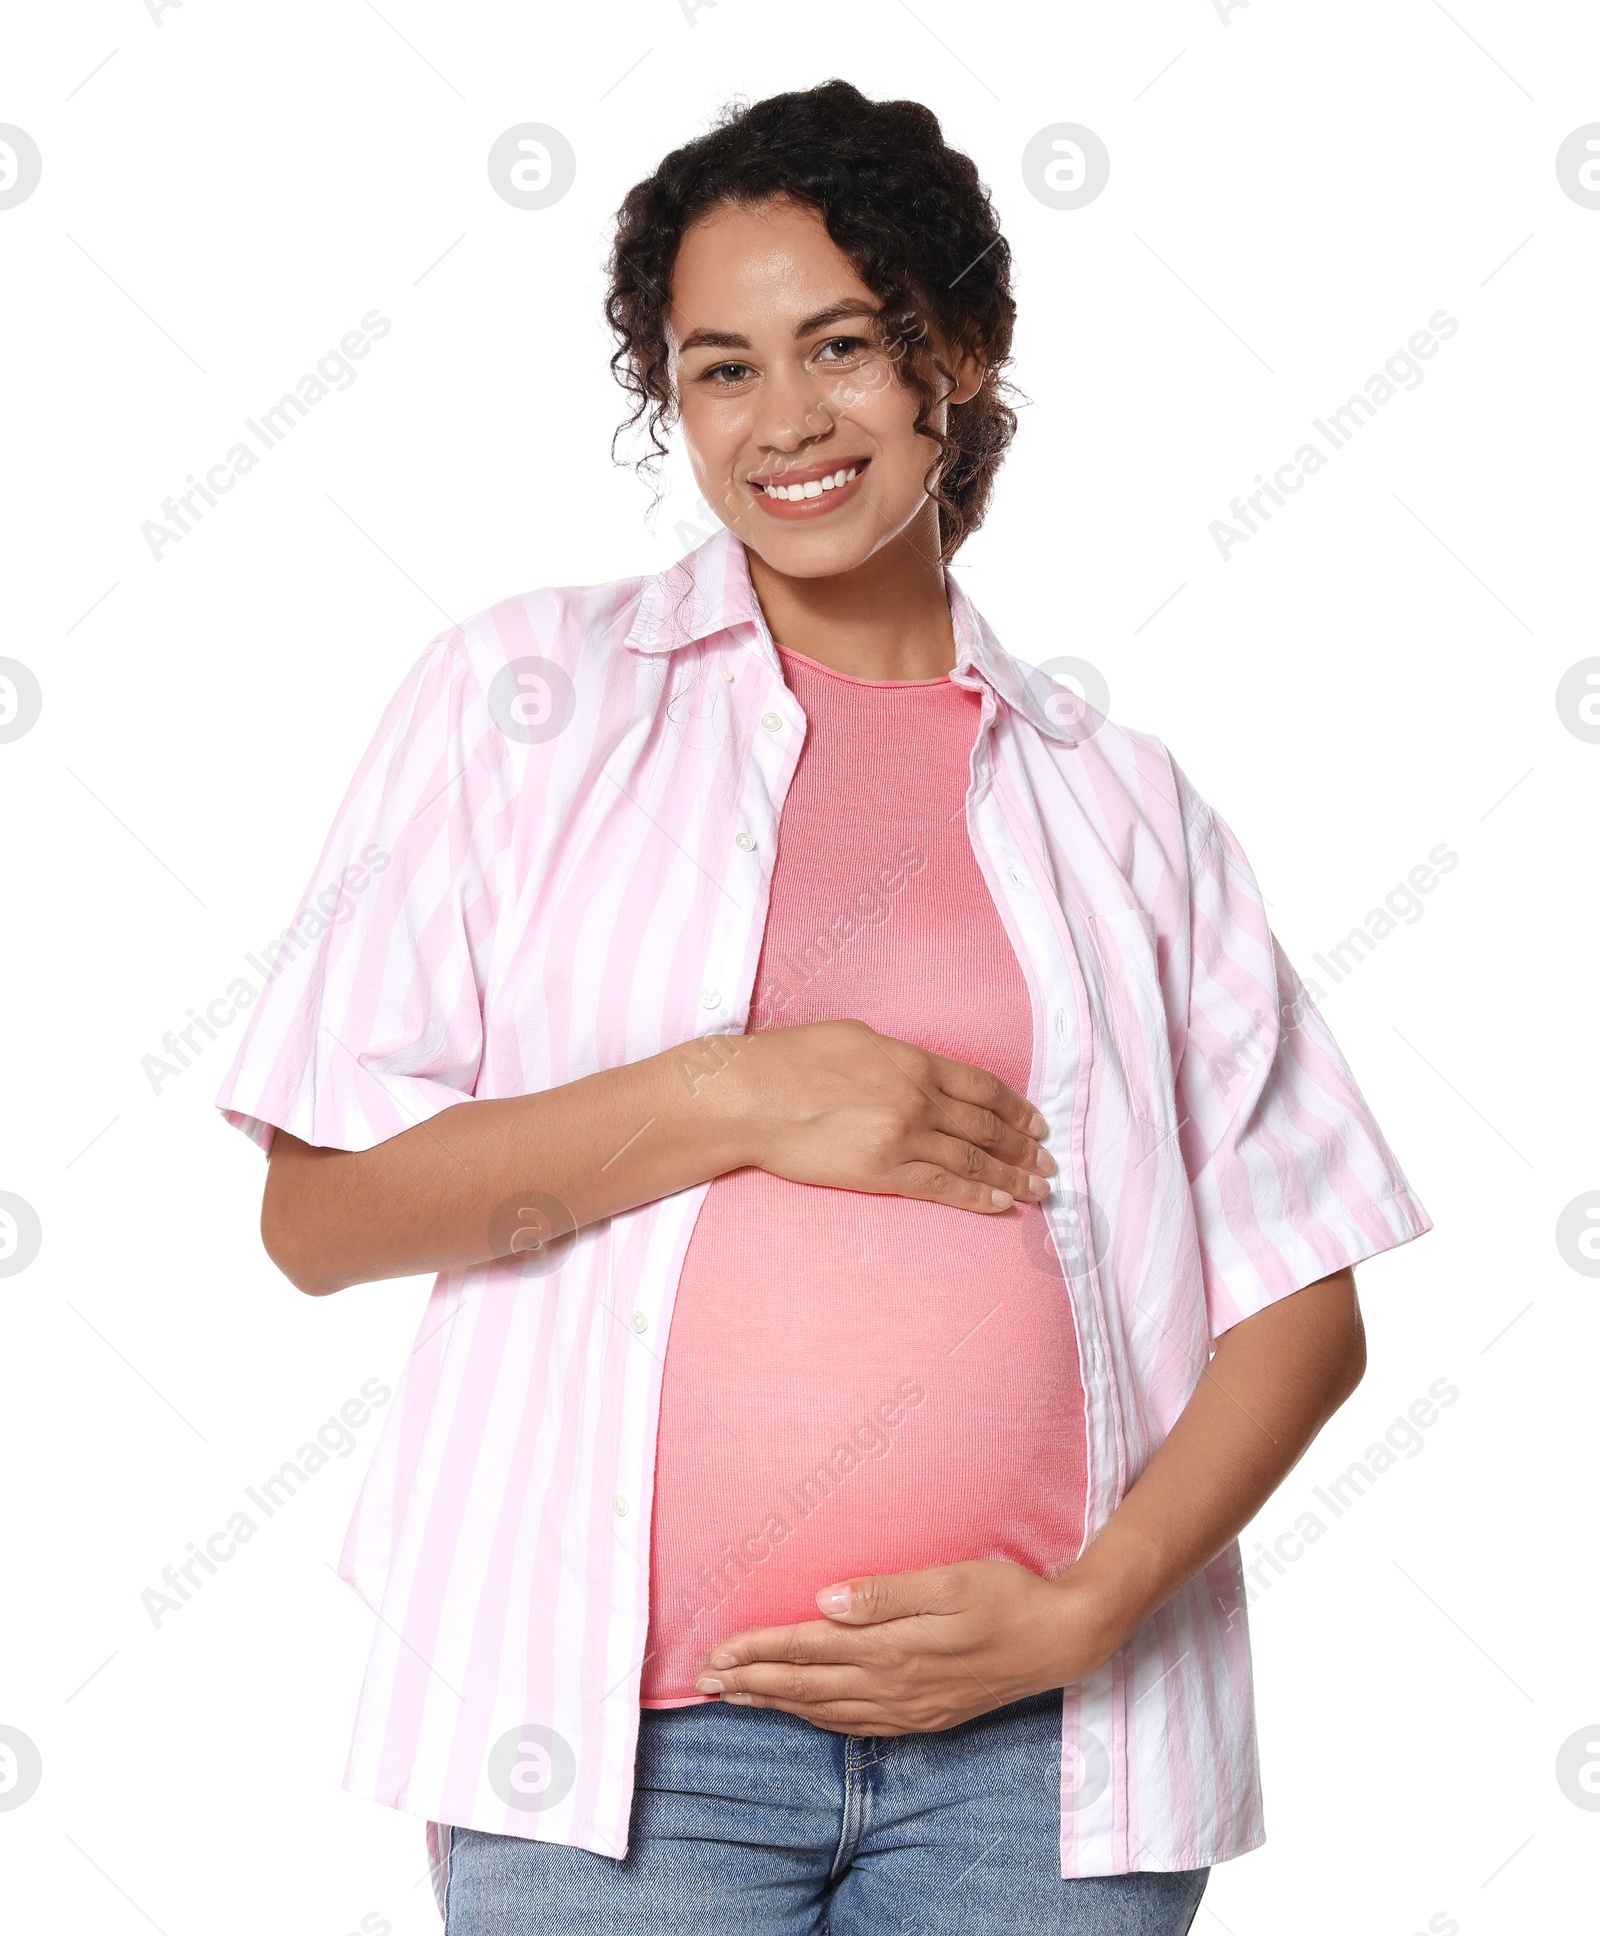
[{"left": 218, "top": 81, "right": 1431, "bottom": 1935}]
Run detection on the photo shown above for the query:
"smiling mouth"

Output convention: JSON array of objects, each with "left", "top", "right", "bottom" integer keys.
[
  {"left": 755, "top": 462, "right": 867, "bottom": 503},
  {"left": 746, "top": 457, "right": 871, "bottom": 518}
]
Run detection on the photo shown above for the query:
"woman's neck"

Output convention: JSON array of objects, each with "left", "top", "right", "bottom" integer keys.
[{"left": 741, "top": 509, "right": 958, "bottom": 683}]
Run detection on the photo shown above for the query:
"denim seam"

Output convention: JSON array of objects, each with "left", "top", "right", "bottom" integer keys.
[
  {"left": 829, "top": 1738, "right": 870, "bottom": 1879},
  {"left": 849, "top": 1736, "right": 898, "bottom": 1770}
]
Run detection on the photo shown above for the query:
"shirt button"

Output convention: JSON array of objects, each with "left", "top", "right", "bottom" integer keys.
[
  {"left": 734, "top": 832, "right": 756, "bottom": 852},
  {"left": 613, "top": 1495, "right": 630, "bottom": 1517},
  {"left": 719, "top": 666, "right": 734, "bottom": 682},
  {"left": 630, "top": 1310, "right": 648, "bottom": 1333},
  {"left": 1056, "top": 1009, "right": 1070, "bottom": 1040},
  {"left": 761, "top": 711, "right": 783, "bottom": 733},
  {"left": 700, "top": 987, "right": 721, "bottom": 1009},
  {"left": 1010, "top": 865, "right": 1023, "bottom": 885}
]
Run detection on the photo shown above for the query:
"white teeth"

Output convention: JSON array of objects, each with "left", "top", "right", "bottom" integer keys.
[{"left": 762, "top": 466, "right": 858, "bottom": 501}]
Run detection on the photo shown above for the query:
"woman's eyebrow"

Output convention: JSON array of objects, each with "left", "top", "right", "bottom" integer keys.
[
  {"left": 677, "top": 326, "right": 751, "bottom": 352},
  {"left": 791, "top": 300, "right": 879, "bottom": 337},
  {"left": 677, "top": 301, "right": 881, "bottom": 354}
]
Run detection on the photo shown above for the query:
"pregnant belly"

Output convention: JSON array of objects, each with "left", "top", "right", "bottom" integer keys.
[{"left": 640, "top": 1166, "right": 1090, "bottom": 1704}]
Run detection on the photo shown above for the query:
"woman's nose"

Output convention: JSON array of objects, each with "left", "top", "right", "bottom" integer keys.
[{"left": 749, "top": 368, "right": 836, "bottom": 459}]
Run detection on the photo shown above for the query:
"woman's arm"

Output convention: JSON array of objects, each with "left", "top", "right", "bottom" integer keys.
[
  {"left": 690, "top": 1266, "right": 1366, "bottom": 1730},
  {"left": 261, "top": 1019, "right": 1058, "bottom": 1295}
]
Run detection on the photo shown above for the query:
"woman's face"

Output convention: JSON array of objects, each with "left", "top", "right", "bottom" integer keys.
[{"left": 668, "top": 196, "right": 979, "bottom": 579}]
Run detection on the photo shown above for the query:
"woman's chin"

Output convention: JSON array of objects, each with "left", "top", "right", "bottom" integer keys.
[{"left": 733, "top": 502, "right": 919, "bottom": 581}]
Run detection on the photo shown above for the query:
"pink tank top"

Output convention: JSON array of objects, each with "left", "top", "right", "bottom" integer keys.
[{"left": 640, "top": 644, "right": 1089, "bottom": 1705}]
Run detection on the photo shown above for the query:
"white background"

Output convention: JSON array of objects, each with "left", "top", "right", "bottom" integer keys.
[{"left": 3, "top": 2, "right": 1597, "bottom": 1932}]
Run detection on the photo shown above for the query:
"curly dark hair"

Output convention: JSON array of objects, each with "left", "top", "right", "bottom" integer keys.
[{"left": 605, "top": 79, "right": 1019, "bottom": 561}]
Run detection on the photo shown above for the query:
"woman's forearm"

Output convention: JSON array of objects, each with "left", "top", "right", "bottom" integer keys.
[
  {"left": 259, "top": 1020, "right": 1056, "bottom": 1298},
  {"left": 1058, "top": 1267, "right": 1367, "bottom": 1665},
  {"left": 261, "top": 1033, "right": 755, "bottom": 1295}
]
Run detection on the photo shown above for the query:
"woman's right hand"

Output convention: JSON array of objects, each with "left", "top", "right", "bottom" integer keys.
[{"left": 712, "top": 1018, "right": 1057, "bottom": 1212}]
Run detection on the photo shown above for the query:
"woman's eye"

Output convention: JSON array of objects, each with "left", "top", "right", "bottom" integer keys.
[
  {"left": 703, "top": 361, "right": 755, "bottom": 384},
  {"left": 816, "top": 336, "right": 867, "bottom": 362}
]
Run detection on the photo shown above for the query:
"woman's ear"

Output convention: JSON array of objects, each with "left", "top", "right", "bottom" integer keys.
[{"left": 945, "top": 348, "right": 986, "bottom": 408}]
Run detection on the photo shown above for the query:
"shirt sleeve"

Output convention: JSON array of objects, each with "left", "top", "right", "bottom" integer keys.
[
  {"left": 214, "top": 632, "right": 503, "bottom": 1156},
  {"left": 1169, "top": 761, "right": 1433, "bottom": 1336}
]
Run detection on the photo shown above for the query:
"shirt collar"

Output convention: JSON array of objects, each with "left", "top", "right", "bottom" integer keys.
[{"left": 624, "top": 525, "right": 1092, "bottom": 747}]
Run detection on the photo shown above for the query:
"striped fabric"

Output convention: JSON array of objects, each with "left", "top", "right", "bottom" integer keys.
[{"left": 215, "top": 525, "right": 1431, "bottom": 1878}]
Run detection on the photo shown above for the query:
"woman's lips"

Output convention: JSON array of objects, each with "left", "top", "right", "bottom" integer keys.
[{"left": 747, "top": 458, "right": 871, "bottom": 521}]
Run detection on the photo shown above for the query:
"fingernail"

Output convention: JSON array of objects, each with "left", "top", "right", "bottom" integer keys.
[
  {"left": 1029, "top": 1111, "right": 1048, "bottom": 1136},
  {"left": 710, "top": 1651, "right": 737, "bottom": 1669},
  {"left": 1037, "top": 1148, "right": 1057, "bottom": 1175},
  {"left": 724, "top": 1692, "right": 752, "bottom": 1704},
  {"left": 1028, "top": 1174, "right": 1050, "bottom": 1197},
  {"left": 989, "top": 1188, "right": 1013, "bottom": 1209},
  {"left": 817, "top": 1583, "right": 853, "bottom": 1614},
  {"left": 696, "top": 1676, "right": 724, "bottom": 1694}
]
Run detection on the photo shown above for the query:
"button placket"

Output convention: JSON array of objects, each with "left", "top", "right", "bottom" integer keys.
[
  {"left": 970, "top": 770, "right": 1103, "bottom": 1371},
  {"left": 690, "top": 638, "right": 801, "bottom": 1045}
]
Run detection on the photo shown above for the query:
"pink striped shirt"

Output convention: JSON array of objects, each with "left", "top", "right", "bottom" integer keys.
[{"left": 215, "top": 525, "right": 1431, "bottom": 1878}]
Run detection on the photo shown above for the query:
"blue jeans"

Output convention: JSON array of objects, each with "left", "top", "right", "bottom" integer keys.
[{"left": 438, "top": 1692, "right": 1208, "bottom": 1933}]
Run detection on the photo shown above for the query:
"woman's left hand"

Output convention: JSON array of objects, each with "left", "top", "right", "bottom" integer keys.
[
  {"left": 692, "top": 1560, "right": 1119, "bottom": 1735},
  {"left": 693, "top": 1270, "right": 1371, "bottom": 1737}
]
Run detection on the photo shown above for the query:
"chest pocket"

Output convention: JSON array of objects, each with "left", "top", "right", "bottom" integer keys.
[{"left": 1086, "top": 909, "right": 1180, "bottom": 1143}]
